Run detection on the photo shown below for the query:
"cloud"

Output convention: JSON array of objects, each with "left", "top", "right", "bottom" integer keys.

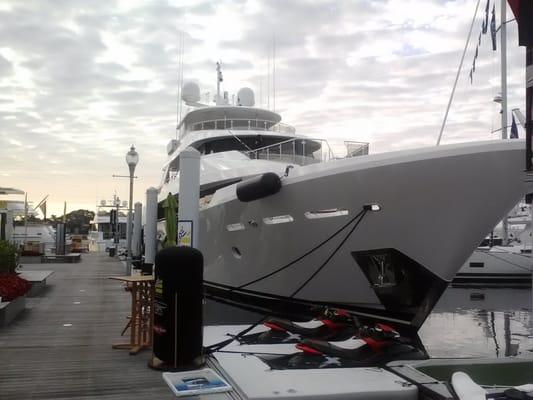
[{"left": 0, "top": 0, "right": 526, "bottom": 215}]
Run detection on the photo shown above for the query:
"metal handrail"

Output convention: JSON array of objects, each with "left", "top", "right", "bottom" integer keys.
[
  {"left": 188, "top": 118, "right": 296, "bottom": 135},
  {"left": 243, "top": 137, "right": 336, "bottom": 165},
  {"left": 344, "top": 141, "right": 370, "bottom": 158}
]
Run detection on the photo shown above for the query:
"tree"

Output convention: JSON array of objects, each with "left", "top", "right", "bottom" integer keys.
[{"left": 58, "top": 209, "right": 95, "bottom": 234}]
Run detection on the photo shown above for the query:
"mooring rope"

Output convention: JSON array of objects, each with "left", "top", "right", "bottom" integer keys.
[{"left": 204, "top": 208, "right": 368, "bottom": 354}]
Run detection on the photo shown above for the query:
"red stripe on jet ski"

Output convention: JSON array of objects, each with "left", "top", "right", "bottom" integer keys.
[
  {"left": 296, "top": 343, "right": 324, "bottom": 355},
  {"left": 363, "top": 337, "right": 388, "bottom": 352},
  {"left": 264, "top": 322, "right": 286, "bottom": 331}
]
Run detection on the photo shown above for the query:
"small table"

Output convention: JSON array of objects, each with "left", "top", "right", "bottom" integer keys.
[{"left": 109, "top": 275, "right": 155, "bottom": 355}]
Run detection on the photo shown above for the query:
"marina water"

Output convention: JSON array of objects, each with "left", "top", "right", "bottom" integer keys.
[{"left": 421, "top": 287, "right": 533, "bottom": 358}]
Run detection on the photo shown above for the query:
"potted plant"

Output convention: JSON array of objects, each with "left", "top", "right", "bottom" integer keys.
[
  {"left": 0, "top": 240, "right": 19, "bottom": 274},
  {"left": 0, "top": 240, "right": 31, "bottom": 326}
]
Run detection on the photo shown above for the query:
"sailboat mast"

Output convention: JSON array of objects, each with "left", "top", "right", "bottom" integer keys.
[
  {"left": 501, "top": 0, "right": 508, "bottom": 140},
  {"left": 527, "top": 46, "right": 532, "bottom": 170},
  {"left": 501, "top": 0, "right": 509, "bottom": 245}
]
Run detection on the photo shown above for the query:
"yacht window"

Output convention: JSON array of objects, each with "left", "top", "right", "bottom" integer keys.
[
  {"left": 195, "top": 136, "right": 322, "bottom": 161},
  {"left": 305, "top": 209, "right": 349, "bottom": 219},
  {"left": 165, "top": 157, "right": 180, "bottom": 183},
  {"left": 469, "top": 262, "right": 484, "bottom": 268},
  {"left": 263, "top": 215, "right": 294, "bottom": 225}
]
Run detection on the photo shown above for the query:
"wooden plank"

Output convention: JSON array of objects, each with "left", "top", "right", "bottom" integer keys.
[{"left": 0, "top": 253, "right": 173, "bottom": 399}]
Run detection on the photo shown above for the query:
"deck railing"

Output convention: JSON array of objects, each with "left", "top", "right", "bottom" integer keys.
[
  {"left": 344, "top": 141, "right": 370, "bottom": 158},
  {"left": 244, "top": 137, "right": 336, "bottom": 166},
  {"left": 188, "top": 118, "right": 296, "bottom": 135},
  {"left": 243, "top": 138, "right": 370, "bottom": 166}
]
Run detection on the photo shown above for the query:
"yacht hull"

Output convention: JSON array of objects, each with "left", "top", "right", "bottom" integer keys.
[
  {"left": 454, "top": 248, "right": 532, "bottom": 288},
  {"left": 197, "top": 140, "right": 528, "bottom": 328}
]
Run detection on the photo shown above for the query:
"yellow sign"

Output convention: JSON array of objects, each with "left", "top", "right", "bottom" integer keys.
[
  {"left": 0, "top": 201, "right": 7, "bottom": 210},
  {"left": 177, "top": 220, "right": 193, "bottom": 247}
]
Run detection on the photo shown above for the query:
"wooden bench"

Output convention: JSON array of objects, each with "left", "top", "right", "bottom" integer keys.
[
  {"left": 41, "top": 254, "right": 81, "bottom": 264},
  {"left": 18, "top": 270, "right": 54, "bottom": 297}
]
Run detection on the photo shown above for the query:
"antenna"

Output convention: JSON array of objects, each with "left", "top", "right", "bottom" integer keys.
[
  {"left": 267, "top": 49, "right": 270, "bottom": 110},
  {"left": 179, "top": 34, "right": 185, "bottom": 120},
  {"left": 176, "top": 32, "right": 185, "bottom": 139},
  {"left": 216, "top": 61, "right": 223, "bottom": 105},
  {"left": 273, "top": 33, "right": 276, "bottom": 112}
]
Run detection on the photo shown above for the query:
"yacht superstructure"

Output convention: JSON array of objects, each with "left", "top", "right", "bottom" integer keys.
[{"left": 157, "top": 67, "right": 530, "bottom": 329}]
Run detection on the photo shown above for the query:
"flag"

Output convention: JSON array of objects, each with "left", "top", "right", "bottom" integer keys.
[
  {"left": 510, "top": 115, "right": 519, "bottom": 138},
  {"left": 508, "top": 0, "right": 533, "bottom": 46},
  {"left": 490, "top": 3, "right": 497, "bottom": 51},
  {"left": 39, "top": 201, "right": 47, "bottom": 221},
  {"left": 482, "top": 0, "right": 490, "bottom": 34}
]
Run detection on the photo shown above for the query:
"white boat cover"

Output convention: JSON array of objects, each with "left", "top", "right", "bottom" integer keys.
[
  {"left": 205, "top": 325, "right": 417, "bottom": 400},
  {"left": 451, "top": 372, "right": 486, "bottom": 400}
]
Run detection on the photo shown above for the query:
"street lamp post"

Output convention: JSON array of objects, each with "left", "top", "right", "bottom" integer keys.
[{"left": 125, "top": 145, "right": 139, "bottom": 275}]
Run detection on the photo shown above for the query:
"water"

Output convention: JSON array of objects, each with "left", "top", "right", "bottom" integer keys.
[
  {"left": 420, "top": 287, "right": 533, "bottom": 358},
  {"left": 205, "top": 286, "right": 533, "bottom": 359}
]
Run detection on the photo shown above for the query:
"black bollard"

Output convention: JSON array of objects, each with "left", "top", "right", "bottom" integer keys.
[{"left": 150, "top": 246, "right": 204, "bottom": 371}]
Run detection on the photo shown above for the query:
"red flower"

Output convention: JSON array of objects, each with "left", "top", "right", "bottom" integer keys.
[{"left": 0, "top": 273, "right": 32, "bottom": 302}]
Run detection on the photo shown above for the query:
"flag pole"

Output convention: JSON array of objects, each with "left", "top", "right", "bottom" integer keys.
[
  {"left": 527, "top": 45, "right": 532, "bottom": 170},
  {"left": 436, "top": 0, "right": 482, "bottom": 145},
  {"left": 23, "top": 192, "right": 28, "bottom": 249},
  {"left": 528, "top": 45, "right": 533, "bottom": 324},
  {"left": 501, "top": 0, "right": 510, "bottom": 245}
]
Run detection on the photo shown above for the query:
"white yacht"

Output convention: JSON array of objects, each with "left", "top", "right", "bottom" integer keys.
[
  {"left": 455, "top": 204, "right": 532, "bottom": 287},
  {"left": 157, "top": 69, "right": 530, "bottom": 329}
]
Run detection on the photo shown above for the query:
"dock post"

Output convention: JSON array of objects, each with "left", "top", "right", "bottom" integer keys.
[
  {"left": 177, "top": 147, "right": 201, "bottom": 248},
  {"left": 150, "top": 246, "right": 204, "bottom": 371},
  {"left": 55, "top": 223, "right": 66, "bottom": 255},
  {"left": 5, "top": 210, "right": 13, "bottom": 243},
  {"left": 145, "top": 187, "right": 158, "bottom": 267},
  {"left": 132, "top": 202, "right": 142, "bottom": 258},
  {"left": 526, "top": 195, "right": 533, "bottom": 324}
]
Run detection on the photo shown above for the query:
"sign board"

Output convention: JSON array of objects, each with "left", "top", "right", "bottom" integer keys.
[
  {"left": 177, "top": 220, "right": 193, "bottom": 247},
  {"left": 0, "top": 200, "right": 6, "bottom": 210}
]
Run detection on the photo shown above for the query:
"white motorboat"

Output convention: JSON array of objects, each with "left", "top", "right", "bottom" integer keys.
[
  {"left": 455, "top": 203, "right": 532, "bottom": 287},
  {"left": 157, "top": 68, "right": 530, "bottom": 330}
]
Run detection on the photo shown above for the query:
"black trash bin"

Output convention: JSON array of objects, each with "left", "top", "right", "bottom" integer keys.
[
  {"left": 108, "top": 247, "right": 116, "bottom": 257},
  {"left": 151, "top": 246, "right": 204, "bottom": 371}
]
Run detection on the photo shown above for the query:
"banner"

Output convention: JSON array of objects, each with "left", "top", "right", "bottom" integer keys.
[{"left": 177, "top": 220, "right": 193, "bottom": 247}]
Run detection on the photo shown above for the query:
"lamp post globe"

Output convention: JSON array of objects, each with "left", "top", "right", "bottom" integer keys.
[
  {"left": 126, "top": 145, "right": 139, "bottom": 174},
  {"left": 125, "top": 145, "right": 138, "bottom": 275}
]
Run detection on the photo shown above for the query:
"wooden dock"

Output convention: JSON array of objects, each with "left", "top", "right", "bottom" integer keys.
[{"left": 0, "top": 253, "right": 171, "bottom": 399}]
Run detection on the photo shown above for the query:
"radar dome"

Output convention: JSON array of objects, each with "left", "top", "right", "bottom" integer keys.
[
  {"left": 237, "top": 87, "right": 255, "bottom": 107},
  {"left": 182, "top": 82, "right": 201, "bottom": 103}
]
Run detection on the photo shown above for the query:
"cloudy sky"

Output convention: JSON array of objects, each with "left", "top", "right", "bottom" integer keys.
[{"left": 0, "top": 0, "right": 526, "bottom": 216}]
